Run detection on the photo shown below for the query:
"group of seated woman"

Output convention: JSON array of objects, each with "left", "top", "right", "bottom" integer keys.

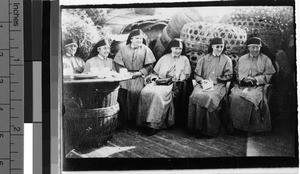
[
  {"left": 63, "top": 29, "right": 276, "bottom": 137},
  {"left": 188, "top": 37, "right": 276, "bottom": 137}
]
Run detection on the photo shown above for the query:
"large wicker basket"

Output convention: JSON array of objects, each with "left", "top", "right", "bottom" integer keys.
[
  {"left": 63, "top": 81, "right": 120, "bottom": 154},
  {"left": 186, "top": 51, "right": 205, "bottom": 70},
  {"left": 63, "top": 82, "right": 119, "bottom": 108},
  {"left": 220, "top": 8, "right": 284, "bottom": 52},
  {"left": 180, "top": 22, "right": 247, "bottom": 55},
  {"left": 85, "top": 9, "right": 107, "bottom": 25},
  {"left": 166, "top": 8, "right": 204, "bottom": 39},
  {"left": 64, "top": 104, "right": 119, "bottom": 153},
  {"left": 225, "top": 18, "right": 282, "bottom": 52}
]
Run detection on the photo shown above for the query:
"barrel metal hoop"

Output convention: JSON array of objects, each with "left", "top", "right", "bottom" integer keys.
[{"left": 89, "top": 103, "right": 120, "bottom": 116}]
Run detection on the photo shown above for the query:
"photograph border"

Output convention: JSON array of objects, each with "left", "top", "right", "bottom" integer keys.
[{"left": 56, "top": 0, "right": 298, "bottom": 172}]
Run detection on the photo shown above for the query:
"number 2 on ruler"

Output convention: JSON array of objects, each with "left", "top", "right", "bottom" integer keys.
[{"left": 13, "top": 126, "right": 20, "bottom": 132}]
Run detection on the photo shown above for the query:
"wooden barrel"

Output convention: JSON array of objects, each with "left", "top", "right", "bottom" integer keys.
[
  {"left": 63, "top": 81, "right": 120, "bottom": 153},
  {"left": 64, "top": 81, "right": 119, "bottom": 109}
]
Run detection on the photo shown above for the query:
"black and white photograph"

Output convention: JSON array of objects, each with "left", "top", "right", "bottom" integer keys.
[{"left": 59, "top": 0, "right": 297, "bottom": 172}]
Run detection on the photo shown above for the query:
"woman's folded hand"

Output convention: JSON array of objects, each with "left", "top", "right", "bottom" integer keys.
[
  {"left": 74, "top": 66, "right": 84, "bottom": 73},
  {"left": 132, "top": 71, "right": 143, "bottom": 79},
  {"left": 200, "top": 79, "right": 210, "bottom": 84}
]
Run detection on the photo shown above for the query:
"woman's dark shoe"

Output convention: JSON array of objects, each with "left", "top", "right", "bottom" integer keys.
[
  {"left": 186, "top": 130, "right": 194, "bottom": 136},
  {"left": 137, "top": 126, "right": 147, "bottom": 134},
  {"left": 195, "top": 132, "right": 213, "bottom": 139},
  {"left": 116, "top": 125, "right": 125, "bottom": 131},
  {"left": 229, "top": 129, "right": 248, "bottom": 136},
  {"left": 144, "top": 128, "right": 158, "bottom": 136}
]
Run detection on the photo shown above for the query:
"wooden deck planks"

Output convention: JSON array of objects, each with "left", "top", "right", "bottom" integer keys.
[
  {"left": 107, "top": 135, "right": 142, "bottom": 158},
  {"left": 77, "top": 125, "right": 294, "bottom": 158},
  {"left": 117, "top": 130, "right": 169, "bottom": 158},
  {"left": 125, "top": 129, "right": 188, "bottom": 158},
  {"left": 155, "top": 130, "right": 223, "bottom": 157},
  {"left": 153, "top": 133, "right": 213, "bottom": 157},
  {"left": 106, "top": 141, "right": 128, "bottom": 158},
  {"left": 164, "top": 129, "right": 246, "bottom": 157}
]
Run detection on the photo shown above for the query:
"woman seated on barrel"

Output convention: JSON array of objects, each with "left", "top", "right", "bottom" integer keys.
[
  {"left": 188, "top": 37, "right": 233, "bottom": 138},
  {"left": 136, "top": 39, "right": 191, "bottom": 136},
  {"left": 229, "top": 37, "right": 276, "bottom": 133},
  {"left": 84, "top": 38, "right": 116, "bottom": 73}
]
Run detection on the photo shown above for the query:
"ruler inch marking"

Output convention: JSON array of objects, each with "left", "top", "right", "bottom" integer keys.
[
  {"left": 10, "top": 0, "right": 24, "bottom": 173},
  {"left": 0, "top": 0, "right": 24, "bottom": 173},
  {"left": 10, "top": 64, "right": 24, "bottom": 66},
  {"left": 9, "top": 0, "right": 11, "bottom": 173},
  {"left": 10, "top": 99, "right": 22, "bottom": 101}
]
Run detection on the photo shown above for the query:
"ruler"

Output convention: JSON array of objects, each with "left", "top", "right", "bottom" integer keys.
[{"left": 0, "top": 0, "right": 24, "bottom": 173}]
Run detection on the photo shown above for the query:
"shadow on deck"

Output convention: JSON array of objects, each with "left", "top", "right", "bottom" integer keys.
[{"left": 67, "top": 124, "right": 296, "bottom": 158}]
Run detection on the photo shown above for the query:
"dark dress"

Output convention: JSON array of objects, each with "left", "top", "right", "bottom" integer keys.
[
  {"left": 114, "top": 44, "right": 156, "bottom": 124},
  {"left": 188, "top": 54, "right": 233, "bottom": 136},
  {"left": 229, "top": 53, "right": 276, "bottom": 132}
]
